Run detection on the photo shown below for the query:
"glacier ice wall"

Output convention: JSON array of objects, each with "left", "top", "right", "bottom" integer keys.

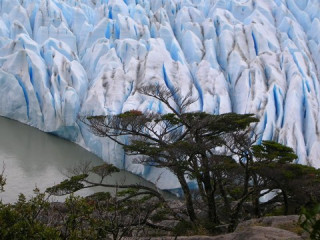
[{"left": 0, "top": 0, "right": 320, "bottom": 188}]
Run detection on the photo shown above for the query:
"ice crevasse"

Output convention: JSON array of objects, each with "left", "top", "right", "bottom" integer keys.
[{"left": 0, "top": 0, "right": 320, "bottom": 189}]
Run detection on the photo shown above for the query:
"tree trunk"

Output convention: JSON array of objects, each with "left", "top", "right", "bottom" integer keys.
[
  {"left": 200, "top": 153, "right": 219, "bottom": 224},
  {"left": 196, "top": 178, "right": 207, "bottom": 202},
  {"left": 217, "top": 174, "right": 231, "bottom": 216},
  {"left": 176, "top": 171, "right": 197, "bottom": 222},
  {"left": 202, "top": 174, "right": 219, "bottom": 224},
  {"left": 252, "top": 174, "right": 261, "bottom": 218},
  {"left": 282, "top": 190, "right": 288, "bottom": 215}
]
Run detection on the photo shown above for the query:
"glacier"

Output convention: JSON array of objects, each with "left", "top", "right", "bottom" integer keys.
[{"left": 0, "top": 0, "right": 320, "bottom": 189}]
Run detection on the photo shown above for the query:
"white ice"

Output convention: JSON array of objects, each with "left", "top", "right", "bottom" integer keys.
[{"left": 0, "top": 0, "right": 320, "bottom": 189}]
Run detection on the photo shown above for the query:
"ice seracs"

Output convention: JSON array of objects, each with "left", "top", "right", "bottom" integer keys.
[{"left": 0, "top": 0, "right": 320, "bottom": 188}]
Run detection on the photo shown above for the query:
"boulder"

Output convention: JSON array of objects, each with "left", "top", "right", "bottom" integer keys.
[
  {"left": 236, "top": 215, "right": 300, "bottom": 230},
  {"left": 136, "top": 226, "right": 302, "bottom": 239}
]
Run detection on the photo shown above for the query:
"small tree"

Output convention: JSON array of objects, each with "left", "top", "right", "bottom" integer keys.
[
  {"left": 300, "top": 204, "right": 320, "bottom": 239},
  {"left": 252, "top": 142, "right": 320, "bottom": 215},
  {"left": 47, "top": 162, "right": 175, "bottom": 239},
  {"left": 0, "top": 163, "right": 6, "bottom": 193},
  {"left": 0, "top": 190, "right": 60, "bottom": 239}
]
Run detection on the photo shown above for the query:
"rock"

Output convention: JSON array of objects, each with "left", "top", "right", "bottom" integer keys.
[
  {"left": 211, "top": 226, "right": 303, "bottom": 240},
  {"left": 235, "top": 215, "right": 309, "bottom": 239},
  {"left": 130, "top": 215, "right": 307, "bottom": 240},
  {"left": 134, "top": 226, "right": 302, "bottom": 240},
  {"left": 236, "top": 215, "right": 300, "bottom": 230}
]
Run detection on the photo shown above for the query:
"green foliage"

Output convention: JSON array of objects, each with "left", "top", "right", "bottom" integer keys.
[
  {"left": 0, "top": 192, "right": 60, "bottom": 240},
  {"left": 124, "top": 140, "right": 163, "bottom": 157},
  {"left": 160, "top": 113, "right": 181, "bottom": 125},
  {"left": 254, "top": 159, "right": 320, "bottom": 208},
  {"left": 265, "top": 206, "right": 286, "bottom": 216},
  {"left": 0, "top": 184, "right": 165, "bottom": 240},
  {"left": 287, "top": 164, "right": 320, "bottom": 178},
  {"left": 46, "top": 174, "right": 88, "bottom": 196},
  {"left": 300, "top": 204, "right": 320, "bottom": 239},
  {"left": 252, "top": 141, "right": 298, "bottom": 163},
  {"left": 0, "top": 164, "right": 6, "bottom": 193},
  {"left": 86, "top": 115, "right": 106, "bottom": 121},
  {"left": 91, "top": 163, "right": 120, "bottom": 177},
  {"left": 88, "top": 192, "right": 112, "bottom": 201},
  {"left": 116, "top": 188, "right": 139, "bottom": 197},
  {"left": 0, "top": 174, "right": 5, "bottom": 192},
  {"left": 61, "top": 195, "right": 97, "bottom": 240},
  {"left": 173, "top": 220, "right": 195, "bottom": 236},
  {"left": 173, "top": 219, "right": 216, "bottom": 236},
  {"left": 118, "top": 110, "right": 143, "bottom": 118},
  {"left": 207, "top": 113, "right": 258, "bottom": 132},
  {"left": 150, "top": 207, "right": 171, "bottom": 222}
]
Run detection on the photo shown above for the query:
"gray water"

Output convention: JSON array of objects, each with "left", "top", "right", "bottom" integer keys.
[{"left": 0, "top": 117, "right": 152, "bottom": 203}]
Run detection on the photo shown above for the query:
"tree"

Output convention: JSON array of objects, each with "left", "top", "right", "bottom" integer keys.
[
  {"left": 82, "top": 85, "right": 259, "bottom": 231},
  {"left": 252, "top": 142, "right": 320, "bottom": 215},
  {"left": 0, "top": 190, "right": 60, "bottom": 240},
  {"left": 43, "top": 138, "right": 320, "bottom": 237},
  {"left": 0, "top": 163, "right": 6, "bottom": 193},
  {"left": 46, "top": 162, "right": 176, "bottom": 239},
  {"left": 300, "top": 204, "right": 320, "bottom": 239},
  {"left": 80, "top": 84, "right": 317, "bottom": 233},
  {"left": 0, "top": 164, "right": 59, "bottom": 239}
]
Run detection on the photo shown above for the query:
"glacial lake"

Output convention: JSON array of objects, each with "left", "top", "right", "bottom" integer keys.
[{"left": 0, "top": 117, "right": 153, "bottom": 203}]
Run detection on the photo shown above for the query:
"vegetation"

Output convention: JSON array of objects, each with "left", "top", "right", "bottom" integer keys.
[
  {"left": 0, "top": 164, "right": 6, "bottom": 193},
  {"left": 0, "top": 85, "right": 320, "bottom": 238},
  {"left": 46, "top": 162, "right": 174, "bottom": 239},
  {"left": 82, "top": 85, "right": 320, "bottom": 233},
  {"left": 0, "top": 190, "right": 60, "bottom": 240},
  {"left": 300, "top": 204, "right": 320, "bottom": 239},
  {"left": 0, "top": 162, "right": 173, "bottom": 239},
  {"left": 84, "top": 86, "right": 259, "bottom": 228}
]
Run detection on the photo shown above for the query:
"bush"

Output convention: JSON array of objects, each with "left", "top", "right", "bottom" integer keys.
[
  {"left": 0, "top": 192, "right": 60, "bottom": 240},
  {"left": 300, "top": 204, "right": 320, "bottom": 239}
]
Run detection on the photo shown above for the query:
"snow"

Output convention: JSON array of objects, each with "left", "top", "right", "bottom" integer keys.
[{"left": 0, "top": 0, "right": 320, "bottom": 189}]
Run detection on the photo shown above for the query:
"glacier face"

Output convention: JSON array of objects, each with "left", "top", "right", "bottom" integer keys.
[{"left": 0, "top": 0, "right": 320, "bottom": 188}]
